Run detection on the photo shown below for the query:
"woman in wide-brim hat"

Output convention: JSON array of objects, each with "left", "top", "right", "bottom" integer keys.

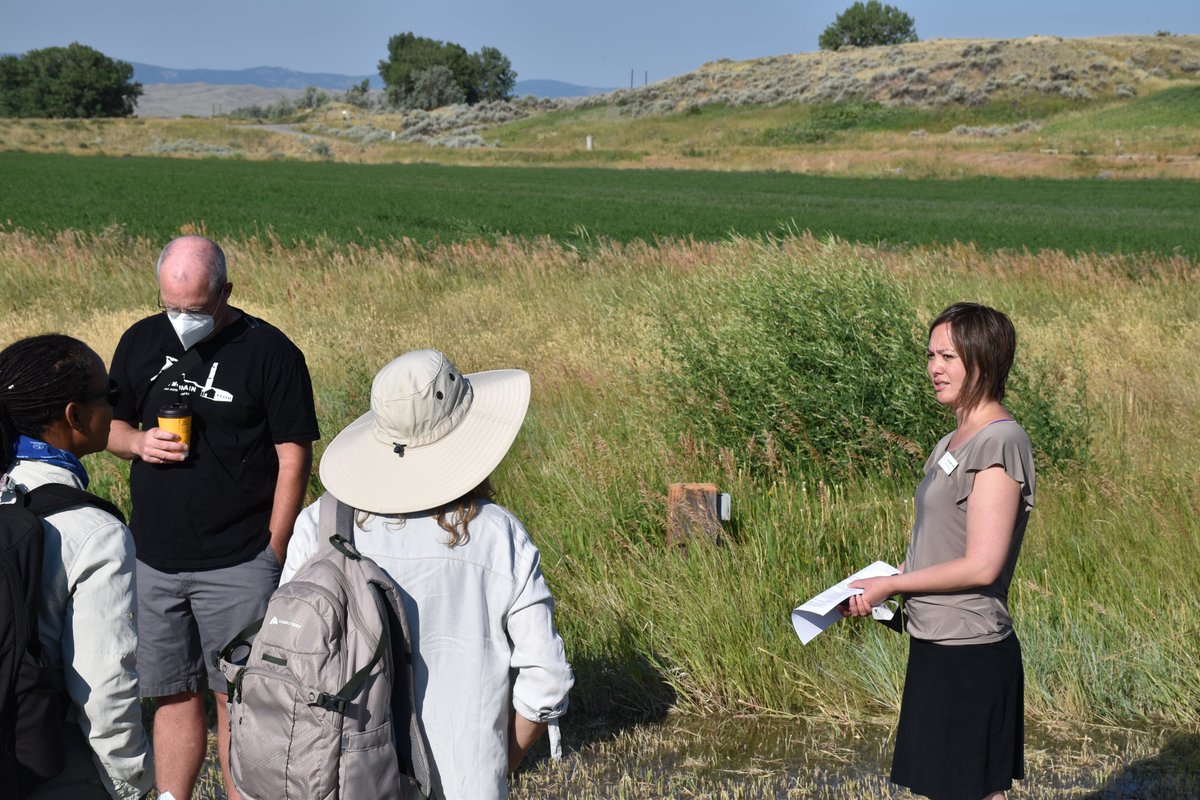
[{"left": 281, "top": 349, "right": 573, "bottom": 800}]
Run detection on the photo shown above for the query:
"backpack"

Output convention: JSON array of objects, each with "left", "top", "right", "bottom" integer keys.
[
  {"left": 0, "top": 480, "right": 126, "bottom": 799},
  {"left": 218, "top": 492, "right": 436, "bottom": 800}
]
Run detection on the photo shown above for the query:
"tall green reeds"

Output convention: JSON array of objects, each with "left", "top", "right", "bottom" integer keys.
[{"left": 655, "top": 243, "right": 1090, "bottom": 481}]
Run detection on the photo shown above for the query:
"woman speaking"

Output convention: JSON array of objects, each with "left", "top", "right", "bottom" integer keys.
[{"left": 843, "top": 303, "right": 1035, "bottom": 800}]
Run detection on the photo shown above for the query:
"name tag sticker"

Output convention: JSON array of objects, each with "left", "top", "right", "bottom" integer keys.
[{"left": 938, "top": 451, "right": 959, "bottom": 475}]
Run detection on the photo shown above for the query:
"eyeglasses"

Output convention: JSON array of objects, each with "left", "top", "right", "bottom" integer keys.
[
  {"left": 158, "top": 285, "right": 226, "bottom": 316},
  {"left": 78, "top": 379, "right": 121, "bottom": 407}
]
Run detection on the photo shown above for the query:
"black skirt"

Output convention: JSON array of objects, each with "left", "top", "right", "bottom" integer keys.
[{"left": 890, "top": 633, "right": 1024, "bottom": 800}]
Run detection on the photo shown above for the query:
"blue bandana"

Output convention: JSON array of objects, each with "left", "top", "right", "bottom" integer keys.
[{"left": 12, "top": 435, "right": 90, "bottom": 489}]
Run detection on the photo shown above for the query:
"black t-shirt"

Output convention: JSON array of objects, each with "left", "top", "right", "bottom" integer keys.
[{"left": 110, "top": 311, "right": 319, "bottom": 571}]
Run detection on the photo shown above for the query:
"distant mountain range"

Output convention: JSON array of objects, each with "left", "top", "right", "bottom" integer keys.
[
  {"left": 509, "top": 79, "right": 613, "bottom": 99},
  {"left": 129, "top": 62, "right": 613, "bottom": 99},
  {"left": 130, "top": 62, "right": 379, "bottom": 91}
]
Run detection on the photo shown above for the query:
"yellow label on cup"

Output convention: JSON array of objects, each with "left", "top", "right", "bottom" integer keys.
[{"left": 157, "top": 403, "right": 192, "bottom": 453}]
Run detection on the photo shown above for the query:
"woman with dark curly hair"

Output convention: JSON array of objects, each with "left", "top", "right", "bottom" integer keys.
[{"left": 0, "top": 334, "right": 152, "bottom": 799}]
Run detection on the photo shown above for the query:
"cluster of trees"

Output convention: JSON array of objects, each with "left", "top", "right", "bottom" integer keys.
[
  {"left": 342, "top": 79, "right": 373, "bottom": 108},
  {"left": 228, "top": 80, "right": 379, "bottom": 120},
  {"left": 378, "top": 33, "right": 516, "bottom": 110},
  {"left": 0, "top": 35, "right": 512, "bottom": 120},
  {"left": 296, "top": 81, "right": 376, "bottom": 112},
  {"left": 819, "top": 1, "right": 918, "bottom": 51},
  {"left": 0, "top": 42, "right": 141, "bottom": 118}
]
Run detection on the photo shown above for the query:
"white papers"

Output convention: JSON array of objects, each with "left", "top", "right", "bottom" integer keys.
[
  {"left": 159, "top": 794, "right": 177, "bottom": 800},
  {"left": 548, "top": 719, "right": 563, "bottom": 760},
  {"left": 791, "top": 561, "right": 900, "bottom": 644}
]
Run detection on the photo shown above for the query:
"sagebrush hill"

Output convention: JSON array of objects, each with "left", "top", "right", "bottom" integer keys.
[
  {"left": 560, "top": 34, "right": 1200, "bottom": 114},
  {"left": 2, "top": 35, "right": 1198, "bottom": 180}
]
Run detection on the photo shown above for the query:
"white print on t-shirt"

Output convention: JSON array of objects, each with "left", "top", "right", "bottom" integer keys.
[{"left": 151, "top": 357, "right": 235, "bottom": 403}]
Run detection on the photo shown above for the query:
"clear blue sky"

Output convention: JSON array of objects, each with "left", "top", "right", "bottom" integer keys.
[{"left": 2, "top": 1, "right": 1197, "bottom": 88}]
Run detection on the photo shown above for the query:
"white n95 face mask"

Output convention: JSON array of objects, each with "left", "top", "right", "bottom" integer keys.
[{"left": 167, "top": 310, "right": 215, "bottom": 350}]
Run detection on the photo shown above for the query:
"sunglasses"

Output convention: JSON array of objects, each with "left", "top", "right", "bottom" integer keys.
[{"left": 79, "top": 379, "right": 121, "bottom": 407}]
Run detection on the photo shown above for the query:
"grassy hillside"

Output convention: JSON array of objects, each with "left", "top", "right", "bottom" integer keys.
[
  {"left": 1, "top": 36, "right": 1197, "bottom": 179},
  {"left": 490, "top": 90, "right": 1200, "bottom": 177}
]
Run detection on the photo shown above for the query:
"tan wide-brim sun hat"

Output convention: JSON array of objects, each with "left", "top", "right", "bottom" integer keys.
[{"left": 319, "top": 349, "right": 530, "bottom": 514}]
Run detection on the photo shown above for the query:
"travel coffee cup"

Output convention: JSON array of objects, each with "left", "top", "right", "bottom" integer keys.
[{"left": 157, "top": 402, "right": 192, "bottom": 456}]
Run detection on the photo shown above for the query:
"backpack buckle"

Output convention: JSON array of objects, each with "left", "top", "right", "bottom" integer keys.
[{"left": 311, "top": 692, "right": 348, "bottom": 714}]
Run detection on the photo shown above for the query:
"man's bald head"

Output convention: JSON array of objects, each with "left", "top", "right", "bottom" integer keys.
[{"left": 156, "top": 236, "right": 227, "bottom": 294}]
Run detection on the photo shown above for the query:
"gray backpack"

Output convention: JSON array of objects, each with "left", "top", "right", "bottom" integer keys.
[{"left": 218, "top": 493, "right": 435, "bottom": 800}]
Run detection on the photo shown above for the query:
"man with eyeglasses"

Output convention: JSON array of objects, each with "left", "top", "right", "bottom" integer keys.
[{"left": 106, "top": 235, "right": 319, "bottom": 800}]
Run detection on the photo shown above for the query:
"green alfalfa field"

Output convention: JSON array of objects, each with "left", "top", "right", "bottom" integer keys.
[
  {"left": 1, "top": 151, "right": 1200, "bottom": 257},
  {"left": 2, "top": 33, "right": 1199, "bottom": 799}
]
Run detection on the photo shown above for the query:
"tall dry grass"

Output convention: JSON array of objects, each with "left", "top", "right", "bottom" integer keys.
[{"left": 1, "top": 229, "right": 1197, "bottom": 733}]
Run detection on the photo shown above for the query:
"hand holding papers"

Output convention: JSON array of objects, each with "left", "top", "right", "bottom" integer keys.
[{"left": 791, "top": 561, "right": 900, "bottom": 644}]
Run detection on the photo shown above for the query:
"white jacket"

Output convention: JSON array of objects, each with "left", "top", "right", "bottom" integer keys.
[
  {"left": 282, "top": 498, "right": 573, "bottom": 800},
  {"left": 3, "top": 460, "right": 154, "bottom": 800}
]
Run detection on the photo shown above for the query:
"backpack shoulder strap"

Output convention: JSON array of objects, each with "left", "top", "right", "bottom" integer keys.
[
  {"left": 318, "top": 491, "right": 355, "bottom": 547},
  {"left": 24, "top": 484, "right": 126, "bottom": 526}
]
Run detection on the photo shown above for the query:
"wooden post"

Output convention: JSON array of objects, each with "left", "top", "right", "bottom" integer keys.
[{"left": 667, "top": 482, "right": 722, "bottom": 546}]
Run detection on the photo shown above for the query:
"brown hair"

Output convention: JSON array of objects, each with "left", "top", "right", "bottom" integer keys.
[
  {"left": 355, "top": 477, "right": 494, "bottom": 548},
  {"left": 929, "top": 302, "right": 1016, "bottom": 412},
  {"left": 433, "top": 478, "right": 494, "bottom": 548}
]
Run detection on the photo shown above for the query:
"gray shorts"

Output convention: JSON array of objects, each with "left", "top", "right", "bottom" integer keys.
[{"left": 136, "top": 545, "right": 281, "bottom": 698}]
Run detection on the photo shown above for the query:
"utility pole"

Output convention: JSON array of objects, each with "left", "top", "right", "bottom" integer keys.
[{"left": 630, "top": 68, "right": 634, "bottom": 89}]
